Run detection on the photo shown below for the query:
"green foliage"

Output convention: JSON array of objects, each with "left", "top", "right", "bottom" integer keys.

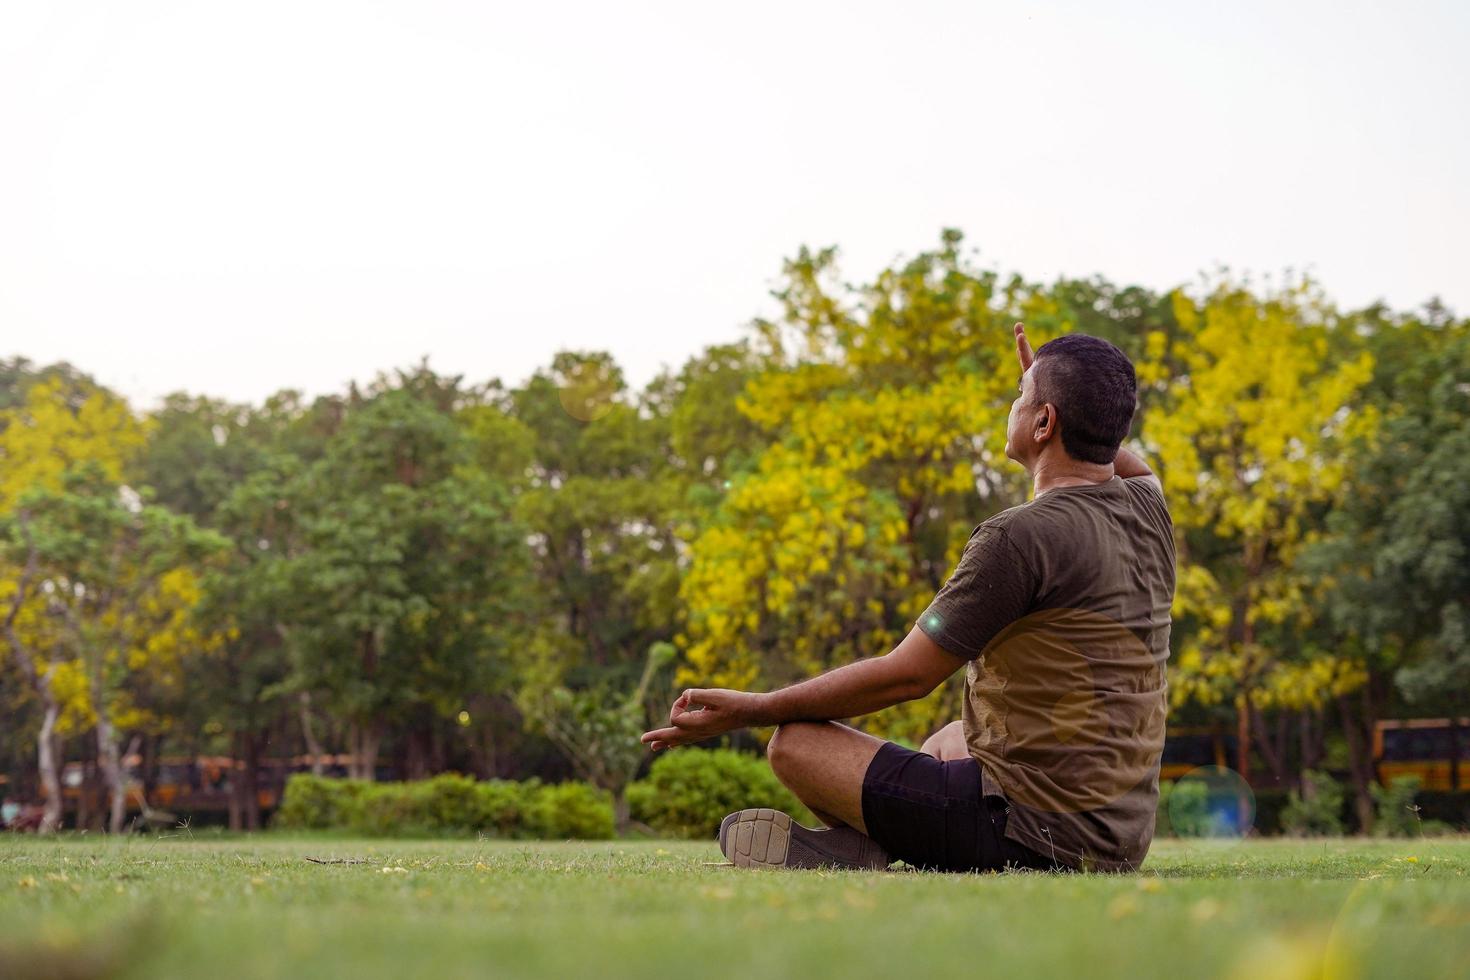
[
  {"left": 626, "top": 749, "right": 812, "bottom": 839},
  {"left": 517, "top": 641, "right": 675, "bottom": 830},
  {"left": 273, "top": 773, "right": 613, "bottom": 839},
  {"left": 1281, "top": 770, "right": 1346, "bottom": 836},
  {"left": 1308, "top": 324, "right": 1470, "bottom": 708},
  {"left": 476, "top": 779, "right": 539, "bottom": 834},
  {"left": 1156, "top": 779, "right": 1211, "bottom": 838},
  {"left": 527, "top": 782, "right": 617, "bottom": 840},
  {"left": 1371, "top": 774, "right": 1424, "bottom": 837},
  {"left": 272, "top": 774, "right": 371, "bottom": 830}
]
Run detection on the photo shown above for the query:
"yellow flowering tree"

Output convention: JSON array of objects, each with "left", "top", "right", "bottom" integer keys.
[
  {"left": 1140, "top": 278, "right": 1378, "bottom": 779},
  {"left": 3, "top": 464, "right": 229, "bottom": 832},
  {"left": 0, "top": 378, "right": 146, "bottom": 511},
  {"left": 1, "top": 376, "right": 225, "bottom": 831},
  {"left": 1, "top": 376, "right": 148, "bottom": 830},
  {"left": 677, "top": 231, "right": 1059, "bottom": 743}
]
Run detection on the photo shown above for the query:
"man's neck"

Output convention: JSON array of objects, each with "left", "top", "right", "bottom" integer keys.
[{"left": 1030, "top": 452, "right": 1115, "bottom": 496}]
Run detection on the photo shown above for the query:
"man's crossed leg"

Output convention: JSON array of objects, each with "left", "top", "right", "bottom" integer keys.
[{"left": 718, "top": 720, "right": 960, "bottom": 870}]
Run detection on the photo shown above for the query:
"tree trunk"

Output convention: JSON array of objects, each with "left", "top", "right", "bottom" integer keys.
[
  {"left": 1249, "top": 703, "right": 1286, "bottom": 786},
  {"left": 406, "top": 726, "right": 428, "bottom": 782},
  {"left": 349, "top": 723, "right": 381, "bottom": 780},
  {"left": 429, "top": 723, "right": 446, "bottom": 775},
  {"left": 298, "top": 691, "right": 326, "bottom": 776},
  {"left": 243, "top": 730, "right": 261, "bottom": 831},
  {"left": 347, "top": 723, "right": 361, "bottom": 779},
  {"left": 95, "top": 709, "right": 128, "bottom": 834},
  {"left": 613, "top": 788, "right": 630, "bottom": 835},
  {"left": 37, "top": 699, "right": 63, "bottom": 833},
  {"left": 141, "top": 733, "right": 159, "bottom": 803},
  {"left": 1298, "top": 709, "right": 1314, "bottom": 793},
  {"left": 4, "top": 534, "right": 63, "bottom": 832},
  {"left": 1234, "top": 695, "right": 1250, "bottom": 778},
  {"left": 76, "top": 735, "right": 90, "bottom": 831},
  {"left": 1336, "top": 693, "right": 1375, "bottom": 834},
  {"left": 359, "top": 726, "right": 381, "bottom": 781},
  {"left": 1234, "top": 696, "right": 1252, "bottom": 831},
  {"left": 228, "top": 731, "right": 244, "bottom": 832}
]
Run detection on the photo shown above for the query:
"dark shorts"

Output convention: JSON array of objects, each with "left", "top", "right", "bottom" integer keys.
[{"left": 860, "top": 741, "right": 1063, "bottom": 873}]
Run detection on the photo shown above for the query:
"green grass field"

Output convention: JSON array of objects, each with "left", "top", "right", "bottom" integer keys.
[{"left": 2, "top": 835, "right": 1468, "bottom": 979}]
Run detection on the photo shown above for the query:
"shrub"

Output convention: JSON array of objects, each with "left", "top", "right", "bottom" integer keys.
[
  {"left": 273, "top": 774, "right": 369, "bottom": 830},
  {"left": 272, "top": 773, "right": 614, "bottom": 839},
  {"left": 627, "top": 748, "right": 812, "bottom": 839},
  {"left": 476, "top": 779, "right": 539, "bottom": 837},
  {"left": 1371, "top": 774, "right": 1424, "bottom": 837},
  {"left": 1281, "top": 770, "right": 1345, "bottom": 836},
  {"left": 415, "top": 773, "right": 485, "bottom": 829},
  {"left": 344, "top": 782, "right": 412, "bottom": 836},
  {"left": 528, "top": 782, "right": 616, "bottom": 840}
]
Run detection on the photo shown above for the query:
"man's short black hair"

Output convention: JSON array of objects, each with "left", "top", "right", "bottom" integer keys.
[{"left": 1031, "top": 334, "right": 1138, "bottom": 464}]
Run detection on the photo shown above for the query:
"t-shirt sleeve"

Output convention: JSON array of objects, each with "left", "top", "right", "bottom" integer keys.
[{"left": 915, "top": 522, "right": 1036, "bottom": 661}]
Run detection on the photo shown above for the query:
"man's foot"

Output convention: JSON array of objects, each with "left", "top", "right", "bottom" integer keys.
[{"left": 718, "top": 808, "right": 890, "bottom": 871}]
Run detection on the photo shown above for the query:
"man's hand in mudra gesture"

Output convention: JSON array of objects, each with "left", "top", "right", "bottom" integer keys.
[{"left": 639, "top": 688, "right": 765, "bottom": 751}]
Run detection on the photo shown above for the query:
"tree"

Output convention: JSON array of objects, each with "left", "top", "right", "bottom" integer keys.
[
  {"left": 676, "top": 231, "right": 1055, "bottom": 743},
  {"left": 2, "top": 465, "right": 227, "bottom": 832},
  {"left": 0, "top": 376, "right": 152, "bottom": 831},
  {"left": 1140, "top": 277, "right": 1377, "bottom": 792},
  {"left": 519, "top": 641, "right": 675, "bottom": 831},
  {"left": 134, "top": 392, "right": 300, "bottom": 826},
  {"left": 1305, "top": 317, "right": 1470, "bottom": 813},
  {"left": 275, "top": 381, "right": 533, "bottom": 780},
  {"left": 508, "top": 351, "right": 689, "bottom": 793}
]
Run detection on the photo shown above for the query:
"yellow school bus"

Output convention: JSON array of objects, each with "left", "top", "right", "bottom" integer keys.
[{"left": 1375, "top": 717, "right": 1468, "bottom": 791}]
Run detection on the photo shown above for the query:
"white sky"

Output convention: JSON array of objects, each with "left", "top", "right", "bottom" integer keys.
[{"left": 2, "top": 0, "right": 1466, "bottom": 410}]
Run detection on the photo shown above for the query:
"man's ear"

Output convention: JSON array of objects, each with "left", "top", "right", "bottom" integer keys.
[{"left": 1034, "top": 404, "right": 1057, "bottom": 442}]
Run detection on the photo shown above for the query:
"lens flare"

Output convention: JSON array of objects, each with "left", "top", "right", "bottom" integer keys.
[{"left": 1169, "top": 765, "right": 1256, "bottom": 839}]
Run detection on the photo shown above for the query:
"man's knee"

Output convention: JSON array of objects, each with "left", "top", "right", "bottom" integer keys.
[
  {"left": 767, "top": 721, "right": 824, "bottom": 775},
  {"left": 921, "top": 719, "right": 965, "bottom": 760}
]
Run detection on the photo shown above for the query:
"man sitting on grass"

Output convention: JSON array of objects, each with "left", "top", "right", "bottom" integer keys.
[{"left": 641, "top": 323, "right": 1175, "bottom": 874}]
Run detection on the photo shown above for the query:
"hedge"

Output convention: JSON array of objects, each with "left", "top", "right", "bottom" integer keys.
[{"left": 273, "top": 773, "right": 614, "bottom": 839}]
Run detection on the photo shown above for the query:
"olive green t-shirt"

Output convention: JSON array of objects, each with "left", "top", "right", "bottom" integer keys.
[{"left": 916, "top": 475, "right": 1175, "bottom": 872}]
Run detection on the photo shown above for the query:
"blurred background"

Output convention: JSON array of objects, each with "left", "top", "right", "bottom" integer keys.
[{"left": 1, "top": 0, "right": 1467, "bottom": 840}]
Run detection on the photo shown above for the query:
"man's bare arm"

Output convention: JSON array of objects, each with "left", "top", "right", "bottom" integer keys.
[
  {"left": 748, "top": 626, "right": 962, "bottom": 726},
  {"left": 640, "top": 626, "right": 963, "bottom": 749},
  {"left": 1113, "top": 444, "right": 1163, "bottom": 493}
]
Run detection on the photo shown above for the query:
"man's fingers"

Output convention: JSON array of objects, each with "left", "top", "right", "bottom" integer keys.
[
  {"left": 643, "top": 724, "right": 693, "bottom": 751},
  {"left": 668, "top": 690, "right": 690, "bottom": 725},
  {"left": 673, "top": 689, "right": 712, "bottom": 720},
  {"left": 641, "top": 726, "right": 679, "bottom": 744},
  {"left": 1014, "top": 322, "right": 1034, "bottom": 371}
]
